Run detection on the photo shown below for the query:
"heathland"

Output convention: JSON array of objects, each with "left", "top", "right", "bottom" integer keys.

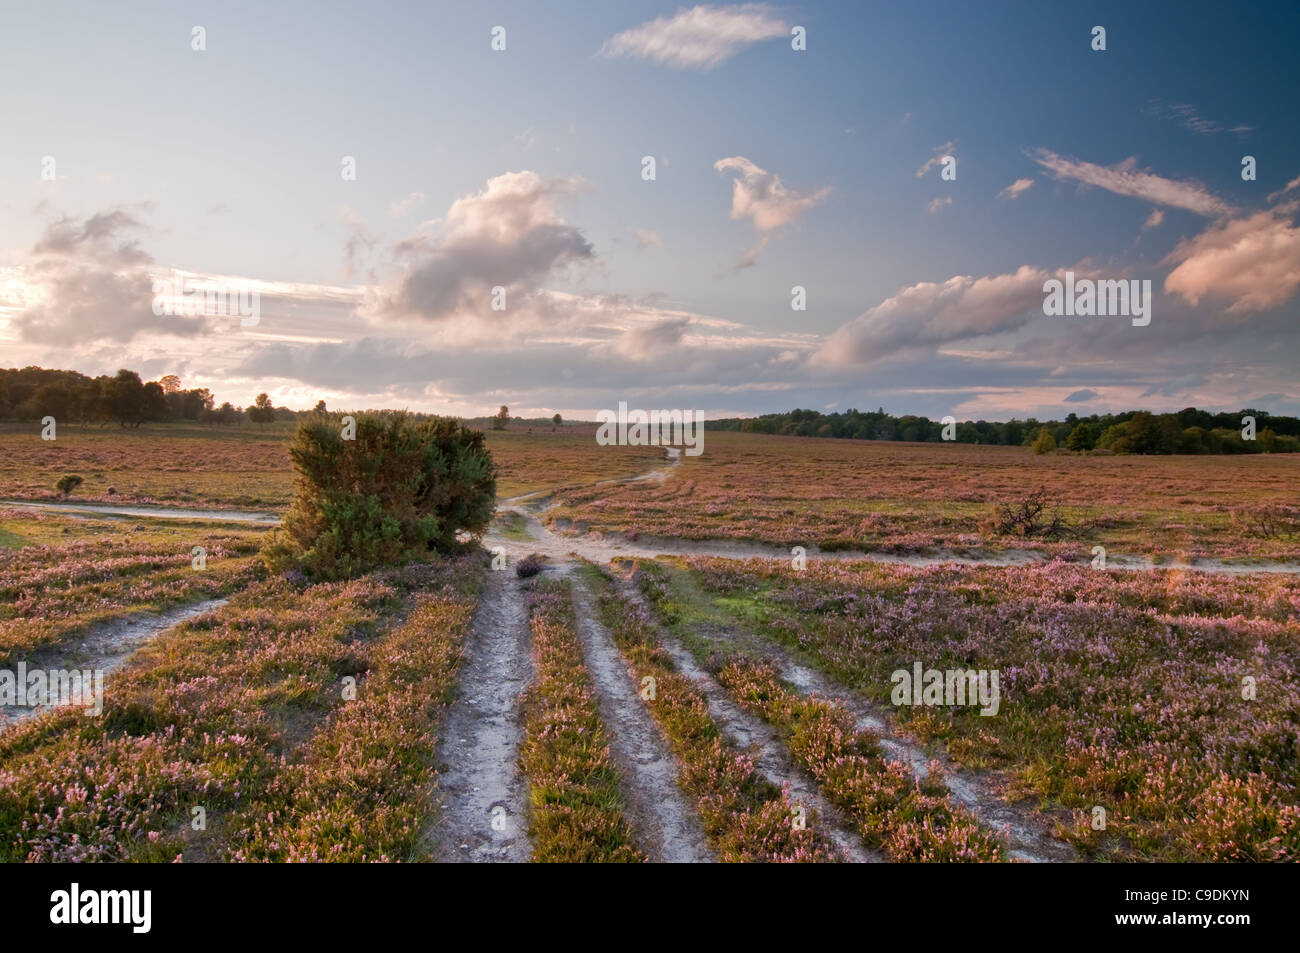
[{"left": 0, "top": 420, "right": 1296, "bottom": 862}]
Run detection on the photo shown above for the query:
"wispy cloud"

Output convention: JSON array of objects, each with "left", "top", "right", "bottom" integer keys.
[
  {"left": 915, "top": 141, "right": 957, "bottom": 178},
  {"left": 1029, "top": 148, "right": 1233, "bottom": 217},
  {"left": 599, "top": 4, "right": 787, "bottom": 70},
  {"left": 998, "top": 178, "right": 1034, "bottom": 200},
  {"left": 1147, "top": 99, "right": 1253, "bottom": 137},
  {"left": 926, "top": 196, "right": 952, "bottom": 214}
]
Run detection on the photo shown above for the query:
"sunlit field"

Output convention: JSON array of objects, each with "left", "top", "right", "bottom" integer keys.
[
  {"left": 2, "top": 422, "right": 1296, "bottom": 865},
  {"left": 548, "top": 431, "right": 1300, "bottom": 563}
]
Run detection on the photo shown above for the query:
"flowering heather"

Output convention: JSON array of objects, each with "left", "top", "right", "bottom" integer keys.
[
  {"left": 0, "top": 532, "right": 261, "bottom": 663},
  {"left": 229, "top": 557, "right": 481, "bottom": 862},
  {"left": 584, "top": 566, "right": 840, "bottom": 862},
  {"left": 0, "top": 564, "right": 428, "bottom": 861},
  {"left": 546, "top": 432, "right": 1300, "bottom": 561},
  {"left": 715, "top": 656, "right": 1005, "bottom": 862},
  {"left": 518, "top": 580, "right": 643, "bottom": 862},
  {"left": 671, "top": 555, "right": 1300, "bottom": 861}
]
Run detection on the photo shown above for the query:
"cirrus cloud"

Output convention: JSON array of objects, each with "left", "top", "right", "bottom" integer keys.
[{"left": 599, "top": 4, "right": 788, "bottom": 70}]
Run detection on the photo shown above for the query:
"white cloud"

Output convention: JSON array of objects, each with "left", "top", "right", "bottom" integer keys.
[
  {"left": 1267, "top": 173, "right": 1300, "bottom": 203},
  {"left": 366, "top": 170, "right": 594, "bottom": 321},
  {"left": 814, "top": 265, "right": 1056, "bottom": 365},
  {"left": 1029, "top": 149, "right": 1232, "bottom": 217},
  {"left": 915, "top": 142, "right": 957, "bottom": 178},
  {"left": 599, "top": 4, "right": 788, "bottom": 70},
  {"left": 633, "top": 228, "right": 662, "bottom": 248},
  {"left": 927, "top": 196, "right": 952, "bottom": 214},
  {"left": 387, "top": 191, "right": 426, "bottom": 218},
  {"left": 1164, "top": 205, "right": 1300, "bottom": 313},
  {"left": 998, "top": 178, "right": 1034, "bottom": 200},
  {"left": 1143, "top": 208, "right": 1165, "bottom": 230}
]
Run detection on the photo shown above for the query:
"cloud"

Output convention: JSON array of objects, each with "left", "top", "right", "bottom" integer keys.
[
  {"left": 1064, "top": 388, "right": 1099, "bottom": 403},
  {"left": 1163, "top": 205, "right": 1300, "bottom": 313},
  {"left": 387, "top": 191, "right": 426, "bottom": 218},
  {"left": 1143, "top": 208, "right": 1165, "bottom": 230},
  {"left": 1267, "top": 173, "right": 1300, "bottom": 203},
  {"left": 927, "top": 196, "right": 952, "bottom": 214},
  {"left": 339, "top": 207, "right": 376, "bottom": 280},
  {"left": 998, "top": 178, "right": 1034, "bottom": 200},
  {"left": 633, "top": 228, "right": 662, "bottom": 249},
  {"left": 598, "top": 4, "right": 787, "bottom": 70},
  {"left": 1029, "top": 149, "right": 1233, "bottom": 217},
  {"left": 607, "top": 316, "right": 691, "bottom": 359},
  {"left": 1148, "top": 99, "right": 1253, "bottom": 137},
  {"left": 366, "top": 171, "right": 594, "bottom": 321},
  {"left": 915, "top": 142, "right": 957, "bottom": 179},
  {"left": 10, "top": 207, "right": 207, "bottom": 344},
  {"left": 814, "top": 265, "right": 1055, "bottom": 365},
  {"left": 715, "top": 157, "right": 830, "bottom": 231}
]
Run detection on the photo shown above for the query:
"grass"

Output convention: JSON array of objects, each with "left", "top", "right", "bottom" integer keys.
[
  {"left": 0, "top": 422, "right": 666, "bottom": 508},
  {"left": 546, "top": 431, "right": 1300, "bottom": 561},
  {"left": 581, "top": 562, "right": 841, "bottom": 862},
  {"left": 518, "top": 579, "right": 643, "bottom": 862},
  {"left": 0, "top": 558, "right": 480, "bottom": 862},
  {"left": 715, "top": 655, "right": 1006, "bottom": 862},
  {"left": 0, "top": 513, "right": 264, "bottom": 663},
  {"left": 229, "top": 560, "right": 481, "bottom": 861},
  {"left": 658, "top": 554, "right": 1300, "bottom": 861}
]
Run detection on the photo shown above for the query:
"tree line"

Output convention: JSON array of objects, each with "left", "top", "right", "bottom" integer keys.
[
  {"left": 0, "top": 366, "right": 299, "bottom": 427},
  {"left": 705, "top": 406, "right": 1300, "bottom": 454}
]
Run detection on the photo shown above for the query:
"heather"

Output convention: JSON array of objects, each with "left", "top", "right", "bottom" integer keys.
[
  {"left": 716, "top": 656, "right": 1005, "bottom": 862},
  {"left": 546, "top": 431, "right": 1300, "bottom": 561},
  {"left": 229, "top": 557, "right": 480, "bottom": 861},
  {"left": 0, "top": 529, "right": 262, "bottom": 663},
  {"left": 662, "top": 555, "right": 1300, "bottom": 861},
  {"left": 518, "top": 579, "right": 643, "bottom": 862},
  {"left": 0, "top": 563, "right": 445, "bottom": 861},
  {"left": 583, "top": 565, "right": 840, "bottom": 862}
]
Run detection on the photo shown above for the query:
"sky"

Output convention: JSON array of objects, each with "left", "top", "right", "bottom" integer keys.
[{"left": 2, "top": 0, "right": 1298, "bottom": 421}]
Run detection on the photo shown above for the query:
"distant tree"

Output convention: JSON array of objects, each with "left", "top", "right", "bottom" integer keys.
[
  {"left": 552, "top": 413, "right": 562, "bottom": 428},
  {"left": 159, "top": 374, "right": 183, "bottom": 395},
  {"left": 247, "top": 392, "right": 276, "bottom": 424},
  {"left": 1031, "top": 427, "right": 1057, "bottom": 454},
  {"left": 314, "top": 400, "right": 327, "bottom": 414},
  {"left": 493, "top": 405, "right": 510, "bottom": 430},
  {"left": 56, "top": 474, "right": 84, "bottom": 497},
  {"left": 1065, "top": 422, "right": 1096, "bottom": 452}
]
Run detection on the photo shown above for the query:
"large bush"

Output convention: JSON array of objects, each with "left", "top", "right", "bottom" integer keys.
[{"left": 263, "top": 412, "right": 496, "bottom": 580}]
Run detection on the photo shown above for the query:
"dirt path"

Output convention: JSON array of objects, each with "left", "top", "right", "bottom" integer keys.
[
  {"left": 568, "top": 576, "right": 712, "bottom": 863},
  {"left": 1, "top": 499, "right": 278, "bottom": 523},
  {"left": 685, "top": 619, "right": 1076, "bottom": 863},
  {"left": 1, "top": 598, "right": 228, "bottom": 728},
  {"left": 428, "top": 570, "right": 534, "bottom": 862},
  {"left": 613, "top": 578, "right": 883, "bottom": 863}
]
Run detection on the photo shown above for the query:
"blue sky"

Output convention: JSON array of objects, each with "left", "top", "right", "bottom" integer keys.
[{"left": 2, "top": 1, "right": 1298, "bottom": 420}]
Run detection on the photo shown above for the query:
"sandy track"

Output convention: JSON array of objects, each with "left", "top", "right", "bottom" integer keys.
[
  {"left": 1, "top": 598, "right": 229, "bottom": 728},
  {"left": 614, "top": 579, "right": 883, "bottom": 863},
  {"left": 568, "top": 576, "right": 712, "bottom": 863},
  {"left": 428, "top": 571, "right": 534, "bottom": 862}
]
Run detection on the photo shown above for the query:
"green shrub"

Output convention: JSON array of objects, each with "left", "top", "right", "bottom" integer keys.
[
  {"left": 55, "top": 474, "right": 84, "bottom": 496},
  {"left": 262, "top": 412, "right": 495, "bottom": 580}
]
